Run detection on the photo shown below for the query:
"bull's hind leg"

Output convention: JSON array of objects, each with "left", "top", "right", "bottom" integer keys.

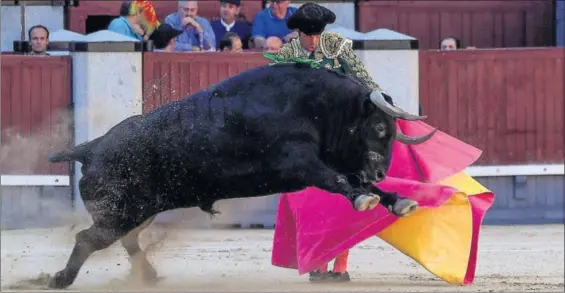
[
  {"left": 46, "top": 182, "right": 142, "bottom": 289},
  {"left": 120, "top": 215, "right": 159, "bottom": 284},
  {"left": 47, "top": 223, "right": 133, "bottom": 289}
]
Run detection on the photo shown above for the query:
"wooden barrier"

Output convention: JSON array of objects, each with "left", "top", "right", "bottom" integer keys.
[
  {"left": 358, "top": 0, "right": 555, "bottom": 50},
  {"left": 142, "top": 49, "right": 563, "bottom": 167},
  {"left": 419, "top": 48, "right": 564, "bottom": 165},
  {"left": 142, "top": 51, "right": 269, "bottom": 113},
  {"left": 1, "top": 48, "right": 562, "bottom": 177},
  {"left": 0, "top": 55, "right": 73, "bottom": 175}
]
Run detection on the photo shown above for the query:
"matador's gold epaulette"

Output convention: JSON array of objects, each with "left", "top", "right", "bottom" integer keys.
[
  {"left": 276, "top": 42, "right": 296, "bottom": 59},
  {"left": 319, "top": 31, "right": 353, "bottom": 59}
]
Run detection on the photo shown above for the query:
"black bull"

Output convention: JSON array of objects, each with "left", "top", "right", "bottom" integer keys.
[{"left": 40, "top": 63, "right": 436, "bottom": 289}]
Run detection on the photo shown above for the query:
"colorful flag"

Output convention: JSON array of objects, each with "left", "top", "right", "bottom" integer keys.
[{"left": 130, "top": 0, "right": 160, "bottom": 36}]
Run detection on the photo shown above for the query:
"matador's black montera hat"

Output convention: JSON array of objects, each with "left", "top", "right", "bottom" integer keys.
[{"left": 286, "top": 3, "right": 336, "bottom": 35}]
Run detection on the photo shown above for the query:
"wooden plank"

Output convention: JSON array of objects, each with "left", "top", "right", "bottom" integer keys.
[
  {"left": 142, "top": 52, "right": 268, "bottom": 113},
  {"left": 505, "top": 58, "right": 518, "bottom": 164},
  {"left": 419, "top": 48, "right": 564, "bottom": 165},
  {"left": 1, "top": 56, "right": 72, "bottom": 175},
  {"left": 358, "top": 0, "right": 554, "bottom": 49}
]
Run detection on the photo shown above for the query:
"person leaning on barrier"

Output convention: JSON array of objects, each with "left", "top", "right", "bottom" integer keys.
[
  {"left": 28, "top": 25, "right": 50, "bottom": 56},
  {"left": 219, "top": 32, "right": 243, "bottom": 52},
  {"left": 150, "top": 23, "right": 184, "bottom": 52},
  {"left": 440, "top": 36, "right": 476, "bottom": 50}
]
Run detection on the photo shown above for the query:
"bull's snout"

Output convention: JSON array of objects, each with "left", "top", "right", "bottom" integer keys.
[{"left": 375, "top": 170, "right": 386, "bottom": 182}]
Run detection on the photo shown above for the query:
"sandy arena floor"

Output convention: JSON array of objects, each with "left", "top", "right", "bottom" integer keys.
[{"left": 1, "top": 224, "right": 564, "bottom": 292}]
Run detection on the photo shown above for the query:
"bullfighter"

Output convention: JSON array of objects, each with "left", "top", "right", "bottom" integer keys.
[
  {"left": 268, "top": 2, "right": 382, "bottom": 283},
  {"left": 265, "top": 2, "right": 493, "bottom": 285}
]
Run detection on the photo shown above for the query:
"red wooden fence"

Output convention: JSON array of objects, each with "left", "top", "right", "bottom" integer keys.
[
  {"left": 1, "top": 49, "right": 561, "bottom": 177},
  {"left": 419, "top": 48, "right": 564, "bottom": 165},
  {"left": 142, "top": 52, "right": 268, "bottom": 113},
  {"left": 0, "top": 55, "right": 73, "bottom": 175},
  {"left": 143, "top": 49, "right": 564, "bottom": 166},
  {"left": 358, "top": 0, "right": 555, "bottom": 50}
]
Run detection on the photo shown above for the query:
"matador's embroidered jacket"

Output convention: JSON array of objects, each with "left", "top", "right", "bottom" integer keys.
[{"left": 275, "top": 31, "right": 384, "bottom": 92}]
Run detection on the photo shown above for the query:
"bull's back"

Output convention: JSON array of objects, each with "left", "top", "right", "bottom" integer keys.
[{"left": 113, "top": 64, "right": 364, "bottom": 180}]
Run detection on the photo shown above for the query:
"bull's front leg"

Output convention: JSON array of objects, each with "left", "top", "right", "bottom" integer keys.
[
  {"left": 276, "top": 145, "right": 380, "bottom": 211},
  {"left": 364, "top": 183, "right": 418, "bottom": 217}
]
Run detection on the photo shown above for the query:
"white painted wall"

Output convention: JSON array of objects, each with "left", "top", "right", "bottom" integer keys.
[
  {"left": 70, "top": 49, "right": 143, "bottom": 218},
  {"left": 356, "top": 49, "right": 420, "bottom": 114}
]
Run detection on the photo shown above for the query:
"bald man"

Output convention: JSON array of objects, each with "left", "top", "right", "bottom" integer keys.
[
  {"left": 164, "top": 0, "right": 216, "bottom": 51},
  {"left": 265, "top": 36, "right": 282, "bottom": 53}
]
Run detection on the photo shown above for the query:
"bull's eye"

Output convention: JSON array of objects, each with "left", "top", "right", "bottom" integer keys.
[{"left": 374, "top": 123, "right": 386, "bottom": 138}]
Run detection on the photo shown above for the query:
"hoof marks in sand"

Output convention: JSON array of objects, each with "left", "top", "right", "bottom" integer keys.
[{"left": 8, "top": 273, "right": 53, "bottom": 290}]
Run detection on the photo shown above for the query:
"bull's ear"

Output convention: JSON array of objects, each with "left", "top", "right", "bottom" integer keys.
[{"left": 362, "top": 96, "right": 377, "bottom": 116}]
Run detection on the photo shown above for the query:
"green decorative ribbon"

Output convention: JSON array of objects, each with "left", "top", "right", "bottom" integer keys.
[{"left": 263, "top": 52, "right": 321, "bottom": 69}]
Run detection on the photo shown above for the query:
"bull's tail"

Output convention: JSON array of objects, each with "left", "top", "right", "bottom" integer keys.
[
  {"left": 48, "top": 149, "right": 83, "bottom": 163},
  {"left": 48, "top": 139, "right": 97, "bottom": 164}
]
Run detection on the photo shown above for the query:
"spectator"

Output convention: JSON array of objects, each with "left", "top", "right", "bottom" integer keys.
[
  {"left": 439, "top": 36, "right": 460, "bottom": 51},
  {"left": 265, "top": 36, "right": 282, "bottom": 53},
  {"left": 211, "top": 0, "right": 251, "bottom": 50},
  {"left": 135, "top": 0, "right": 161, "bottom": 37},
  {"left": 108, "top": 1, "right": 146, "bottom": 40},
  {"left": 440, "top": 36, "right": 476, "bottom": 50},
  {"left": 250, "top": 0, "right": 297, "bottom": 49},
  {"left": 150, "top": 23, "right": 183, "bottom": 52},
  {"left": 28, "top": 25, "right": 49, "bottom": 56},
  {"left": 165, "top": 0, "right": 216, "bottom": 52},
  {"left": 219, "top": 32, "right": 243, "bottom": 52}
]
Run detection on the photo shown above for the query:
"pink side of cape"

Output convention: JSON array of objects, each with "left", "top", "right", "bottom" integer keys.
[
  {"left": 271, "top": 120, "right": 486, "bottom": 275},
  {"left": 463, "top": 193, "right": 495, "bottom": 284}
]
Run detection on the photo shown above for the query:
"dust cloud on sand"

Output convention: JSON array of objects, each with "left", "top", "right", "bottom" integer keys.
[
  {"left": 0, "top": 109, "right": 81, "bottom": 228},
  {"left": 1, "top": 224, "right": 564, "bottom": 292},
  {"left": 1, "top": 108, "right": 72, "bottom": 175}
]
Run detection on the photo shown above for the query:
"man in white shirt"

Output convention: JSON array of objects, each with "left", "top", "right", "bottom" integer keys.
[{"left": 210, "top": 0, "right": 251, "bottom": 49}]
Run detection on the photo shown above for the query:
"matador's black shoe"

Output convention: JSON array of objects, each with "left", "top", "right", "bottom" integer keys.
[
  {"left": 326, "top": 270, "right": 351, "bottom": 282},
  {"left": 308, "top": 270, "right": 328, "bottom": 283}
]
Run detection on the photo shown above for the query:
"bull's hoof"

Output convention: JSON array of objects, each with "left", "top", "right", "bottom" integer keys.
[
  {"left": 47, "top": 271, "right": 72, "bottom": 289},
  {"left": 390, "top": 198, "right": 418, "bottom": 217},
  {"left": 354, "top": 194, "right": 380, "bottom": 211}
]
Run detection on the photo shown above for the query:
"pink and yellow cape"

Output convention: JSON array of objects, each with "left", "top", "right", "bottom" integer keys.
[{"left": 271, "top": 120, "right": 495, "bottom": 285}]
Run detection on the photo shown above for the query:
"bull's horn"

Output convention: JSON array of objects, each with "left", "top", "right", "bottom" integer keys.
[
  {"left": 370, "top": 91, "right": 427, "bottom": 121},
  {"left": 396, "top": 128, "right": 438, "bottom": 145}
]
